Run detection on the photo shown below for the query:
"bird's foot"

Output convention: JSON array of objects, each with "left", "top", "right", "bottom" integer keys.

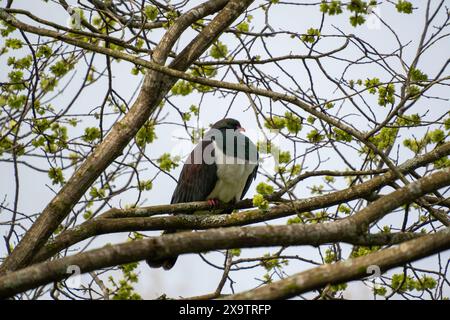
[{"left": 207, "top": 199, "right": 220, "bottom": 207}]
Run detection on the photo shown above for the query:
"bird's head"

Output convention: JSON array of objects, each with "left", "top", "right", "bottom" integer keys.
[{"left": 211, "top": 118, "right": 245, "bottom": 132}]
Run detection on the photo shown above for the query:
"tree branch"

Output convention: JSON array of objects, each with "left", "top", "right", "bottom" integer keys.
[{"left": 223, "top": 227, "right": 450, "bottom": 300}]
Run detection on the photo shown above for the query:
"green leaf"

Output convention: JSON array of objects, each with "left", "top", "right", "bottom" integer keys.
[
  {"left": 89, "top": 187, "right": 105, "bottom": 198},
  {"left": 36, "top": 45, "right": 53, "bottom": 58},
  {"left": 138, "top": 180, "right": 153, "bottom": 191},
  {"left": 256, "top": 182, "right": 274, "bottom": 195},
  {"left": 427, "top": 129, "right": 444, "bottom": 144},
  {"left": 365, "top": 77, "right": 381, "bottom": 94},
  {"left": 338, "top": 204, "right": 351, "bottom": 214},
  {"left": 48, "top": 167, "right": 65, "bottom": 185},
  {"left": 278, "top": 151, "right": 291, "bottom": 164},
  {"left": 7, "top": 94, "right": 27, "bottom": 109},
  {"left": 349, "top": 14, "right": 365, "bottom": 27},
  {"left": 260, "top": 253, "right": 288, "bottom": 271},
  {"left": 264, "top": 116, "right": 285, "bottom": 130},
  {"left": 377, "top": 84, "right": 395, "bottom": 106},
  {"left": 301, "top": 28, "right": 320, "bottom": 43},
  {"left": 324, "top": 249, "right": 337, "bottom": 264},
  {"left": 136, "top": 120, "right": 157, "bottom": 148},
  {"left": 5, "top": 38, "right": 23, "bottom": 49},
  {"left": 284, "top": 112, "right": 302, "bottom": 134},
  {"left": 171, "top": 80, "right": 193, "bottom": 96},
  {"left": 320, "top": 1, "right": 343, "bottom": 15},
  {"left": 236, "top": 22, "right": 249, "bottom": 32},
  {"left": 351, "top": 246, "right": 380, "bottom": 258},
  {"left": 333, "top": 128, "right": 352, "bottom": 142},
  {"left": 83, "top": 127, "right": 101, "bottom": 142},
  {"left": 189, "top": 104, "right": 199, "bottom": 116},
  {"left": 144, "top": 5, "right": 158, "bottom": 21},
  {"left": 391, "top": 273, "right": 436, "bottom": 292},
  {"left": 253, "top": 193, "right": 269, "bottom": 210},
  {"left": 229, "top": 248, "right": 241, "bottom": 257},
  {"left": 50, "top": 59, "right": 74, "bottom": 77},
  {"left": 409, "top": 67, "right": 428, "bottom": 82},
  {"left": 210, "top": 41, "right": 228, "bottom": 59},
  {"left": 83, "top": 210, "right": 93, "bottom": 220},
  {"left": 8, "top": 70, "right": 24, "bottom": 83},
  {"left": 157, "top": 153, "right": 179, "bottom": 171},
  {"left": 191, "top": 65, "right": 217, "bottom": 78},
  {"left": 307, "top": 116, "right": 316, "bottom": 125},
  {"left": 307, "top": 129, "right": 324, "bottom": 143},
  {"left": 396, "top": 0, "right": 413, "bottom": 14},
  {"left": 444, "top": 117, "right": 450, "bottom": 131}
]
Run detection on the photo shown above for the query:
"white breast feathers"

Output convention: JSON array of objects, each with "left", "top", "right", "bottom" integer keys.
[{"left": 207, "top": 140, "right": 257, "bottom": 203}]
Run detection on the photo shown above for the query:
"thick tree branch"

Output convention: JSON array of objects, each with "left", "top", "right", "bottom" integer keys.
[{"left": 223, "top": 227, "right": 450, "bottom": 300}]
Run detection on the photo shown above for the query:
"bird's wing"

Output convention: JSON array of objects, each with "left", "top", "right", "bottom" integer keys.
[
  {"left": 171, "top": 139, "right": 218, "bottom": 204},
  {"left": 240, "top": 164, "right": 258, "bottom": 200},
  {"left": 240, "top": 135, "right": 259, "bottom": 199}
]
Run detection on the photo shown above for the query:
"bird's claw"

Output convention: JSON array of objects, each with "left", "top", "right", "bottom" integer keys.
[{"left": 207, "top": 199, "right": 220, "bottom": 207}]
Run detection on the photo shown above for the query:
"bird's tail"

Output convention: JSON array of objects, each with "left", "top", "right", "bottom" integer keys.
[{"left": 146, "top": 230, "right": 185, "bottom": 270}]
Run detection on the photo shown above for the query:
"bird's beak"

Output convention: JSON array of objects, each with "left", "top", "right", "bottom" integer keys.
[{"left": 238, "top": 127, "right": 246, "bottom": 132}]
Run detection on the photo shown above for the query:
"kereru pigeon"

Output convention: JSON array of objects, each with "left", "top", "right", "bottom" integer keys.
[{"left": 147, "top": 118, "right": 258, "bottom": 270}]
